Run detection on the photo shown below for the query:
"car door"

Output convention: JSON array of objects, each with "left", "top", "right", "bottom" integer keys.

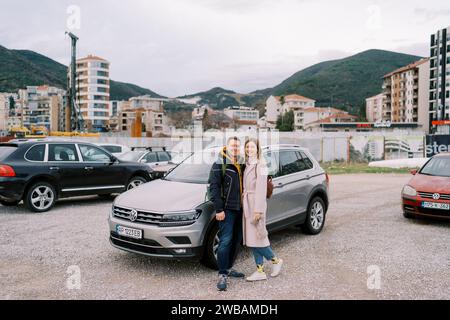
[
  {"left": 47, "top": 143, "right": 85, "bottom": 192},
  {"left": 77, "top": 144, "right": 127, "bottom": 190},
  {"left": 275, "top": 149, "right": 312, "bottom": 220},
  {"left": 263, "top": 151, "right": 283, "bottom": 224}
]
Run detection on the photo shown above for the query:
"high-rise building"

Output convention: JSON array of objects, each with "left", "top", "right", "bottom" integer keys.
[
  {"left": 74, "top": 55, "right": 110, "bottom": 131},
  {"left": 365, "top": 93, "right": 384, "bottom": 123},
  {"left": 381, "top": 58, "right": 430, "bottom": 131},
  {"left": 429, "top": 26, "right": 450, "bottom": 134}
]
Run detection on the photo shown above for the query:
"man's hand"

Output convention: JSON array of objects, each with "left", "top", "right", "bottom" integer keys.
[{"left": 216, "top": 211, "right": 226, "bottom": 221}]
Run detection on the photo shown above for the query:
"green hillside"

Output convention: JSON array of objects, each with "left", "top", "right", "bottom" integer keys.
[{"left": 0, "top": 45, "right": 163, "bottom": 100}]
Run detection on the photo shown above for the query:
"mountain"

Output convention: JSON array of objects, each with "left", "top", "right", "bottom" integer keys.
[
  {"left": 177, "top": 87, "right": 239, "bottom": 109},
  {"left": 264, "top": 49, "right": 424, "bottom": 115},
  {"left": 0, "top": 45, "right": 163, "bottom": 100}
]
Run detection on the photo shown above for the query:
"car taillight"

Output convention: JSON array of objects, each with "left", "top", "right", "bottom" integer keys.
[{"left": 0, "top": 165, "right": 16, "bottom": 177}]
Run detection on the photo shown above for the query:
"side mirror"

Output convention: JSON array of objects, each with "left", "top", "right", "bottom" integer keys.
[
  {"left": 110, "top": 155, "right": 118, "bottom": 163},
  {"left": 410, "top": 169, "right": 417, "bottom": 175}
]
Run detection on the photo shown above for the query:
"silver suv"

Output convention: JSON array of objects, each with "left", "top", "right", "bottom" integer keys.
[{"left": 108, "top": 145, "right": 329, "bottom": 269}]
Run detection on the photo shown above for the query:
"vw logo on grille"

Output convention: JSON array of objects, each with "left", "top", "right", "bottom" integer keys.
[
  {"left": 129, "top": 209, "right": 138, "bottom": 222},
  {"left": 432, "top": 193, "right": 441, "bottom": 200}
]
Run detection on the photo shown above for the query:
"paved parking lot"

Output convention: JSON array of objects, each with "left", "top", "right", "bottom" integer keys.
[{"left": 1, "top": 173, "right": 449, "bottom": 300}]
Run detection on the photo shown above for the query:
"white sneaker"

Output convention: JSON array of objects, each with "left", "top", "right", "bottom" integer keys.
[
  {"left": 246, "top": 270, "right": 267, "bottom": 282},
  {"left": 271, "top": 258, "right": 283, "bottom": 277}
]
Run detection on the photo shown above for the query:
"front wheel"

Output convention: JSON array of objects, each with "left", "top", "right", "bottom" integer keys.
[
  {"left": 126, "top": 176, "right": 147, "bottom": 190},
  {"left": 302, "top": 197, "right": 326, "bottom": 235},
  {"left": 201, "top": 223, "right": 219, "bottom": 270},
  {"left": 25, "top": 182, "right": 56, "bottom": 213}
]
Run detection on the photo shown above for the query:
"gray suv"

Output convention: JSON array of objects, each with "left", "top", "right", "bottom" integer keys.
[{"left": 108, "top": 145, "right": 329, "bottom": 269}]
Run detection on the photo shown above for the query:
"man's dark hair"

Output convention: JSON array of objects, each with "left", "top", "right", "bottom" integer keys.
[{"left": 227, "top": 136, "right": 240, "bottom": 144}]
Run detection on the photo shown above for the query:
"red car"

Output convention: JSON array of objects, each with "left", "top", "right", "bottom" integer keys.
[{"left": 402, "top": 153, "right": 450, "bottom": 220}]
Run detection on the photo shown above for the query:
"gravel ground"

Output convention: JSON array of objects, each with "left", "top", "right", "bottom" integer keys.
[{"left": 1, "top": 173, "right": 449, "bottom": 300}]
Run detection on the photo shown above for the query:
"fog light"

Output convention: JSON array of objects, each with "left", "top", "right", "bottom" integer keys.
[{"left": 173, "top": 249, "right": 187, "bottom": 254}]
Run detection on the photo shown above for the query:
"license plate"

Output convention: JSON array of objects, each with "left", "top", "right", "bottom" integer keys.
[
  {"left": 116, "top": 225, "right": 142, "bottom": 239},
  {"left": 422, "top": 202, "right": 450, "bottom": 210}
]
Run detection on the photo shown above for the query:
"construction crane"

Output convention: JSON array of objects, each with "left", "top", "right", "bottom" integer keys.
[{"left": 65, "top": 31, "right": 85, "bottom": 132}]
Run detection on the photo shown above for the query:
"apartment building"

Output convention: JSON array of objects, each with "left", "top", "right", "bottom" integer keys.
[
  {"left": 381, "top": 58, "right": 430, "bottom": 132},
  {"left": 73, "top": 55, "right": 110, "bottom": 131},
  {"left": 224, "top": 106, "right": 259, "bottom": 130},
  {"left": 265, "top": 94, "right": 315, "bottom": 128},
  {"left": 294, "top": 107, "right": 350, "bottom": 130},
  {"left": 118, "top": 96, "right": 168, "bottom": 136},
  {"left": 0, "top": 93, "right": 18, "bottom": 131},
  {"left": 16, "top": 86, "right": 65, "bottom": 131},
  {"left": 365, "top": 93, "right": 384, "bottom": 123},
  {"left": 192, "top": 105, "right": 216, "bottom": 121},
  {"left": 429, "top": 26, "right": 450, "bottom": 134}
]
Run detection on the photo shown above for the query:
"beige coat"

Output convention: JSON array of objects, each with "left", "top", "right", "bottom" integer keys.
[{"left": 242, "top": 159, "right": 270, "bottom": 248}]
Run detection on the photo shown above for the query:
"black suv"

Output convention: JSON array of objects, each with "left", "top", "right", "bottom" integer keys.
[{"left": 0, "top": 140, "right": 154, "bottom": 212}]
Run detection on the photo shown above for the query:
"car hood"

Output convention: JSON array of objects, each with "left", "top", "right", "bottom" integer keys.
[
  {"left": 409, "top": 174, "right": 450, "bottom": 193},
  {"left": 114, "top": 179, "right": 208, "bottom": 212}
]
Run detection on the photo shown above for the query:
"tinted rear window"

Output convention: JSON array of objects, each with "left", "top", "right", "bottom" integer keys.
[
  {"left": 0, "top": 146, "right": 17, "bottom": 161},
  {"left": 25, "top": 144, "right": 45, "bottom": 162}
]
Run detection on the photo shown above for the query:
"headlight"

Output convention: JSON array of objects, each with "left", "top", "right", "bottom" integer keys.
[
  {"left": 402, "top": 185, "right": 417, "bottom": 197},
  {"left": 160, "top": 210, "right": 202, "bottom": 227}
]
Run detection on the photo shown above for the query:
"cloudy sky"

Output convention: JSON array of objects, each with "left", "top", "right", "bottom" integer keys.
[{"left": 0, "top": 0, "right": 449, "bottom": 97}]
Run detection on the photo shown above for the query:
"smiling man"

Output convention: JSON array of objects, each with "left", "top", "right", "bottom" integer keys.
[{"left": 208, "top": 136, "right": 246, "bottom": 291}]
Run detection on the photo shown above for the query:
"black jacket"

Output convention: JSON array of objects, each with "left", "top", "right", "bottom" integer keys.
[{"left": 208, "top": 149, "right": 245, "bottom": 213}]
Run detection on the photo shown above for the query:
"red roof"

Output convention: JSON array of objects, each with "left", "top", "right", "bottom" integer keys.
[
  {"left": 383, "top": 58, "right": 429, "bottom": 78},
  {"left": 274, "top": 94, "right": 315, "bottom": 102}
]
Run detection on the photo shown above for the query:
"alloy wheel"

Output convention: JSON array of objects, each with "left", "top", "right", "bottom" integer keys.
[
  {"left": 31, "top": 186, "right": 54, "bottom": 211},
  {"left": 310, "top": 201, "right": 324, "bottom": 230}
]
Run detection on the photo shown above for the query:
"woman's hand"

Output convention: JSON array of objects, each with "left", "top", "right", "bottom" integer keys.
[{"left": 253, "top": 212, "right": 262, "bottom": 223}]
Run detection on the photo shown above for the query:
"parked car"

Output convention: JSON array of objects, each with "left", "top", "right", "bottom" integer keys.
[
  {"left": 108, "top": 145, "right": 329, "bottom": 269},
  {"left": 402, "top": 153, "right": 450, "bottom": 220},
  {"left": 0, "top": 140, "right": 155, "bottom": 212},
  {"left": 97, "top": 143, "right": 131, "bottom": 157}
]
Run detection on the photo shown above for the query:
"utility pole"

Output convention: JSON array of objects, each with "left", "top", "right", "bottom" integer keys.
[{"left": 65, "top": 32, "right": 78, "bottom": 132}]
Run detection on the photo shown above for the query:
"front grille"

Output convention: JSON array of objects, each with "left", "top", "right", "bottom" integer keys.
[
  {"left": 418, "top": 192, "right": 450, "bottom": 200},
  {"left": 403, "top": 205, "right": 450, "bottom": 217},
  {"left": 113, "top": 206, "right": 164, "bottom": 225}
]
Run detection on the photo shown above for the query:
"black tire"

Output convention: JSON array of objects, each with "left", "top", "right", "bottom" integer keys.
[
  {"left": 126, "top": 176, "right": 147, "bottom": 191},
  {"left": 0, "top": 200, "right": 20, "bottom": 206},
  {"left": 25, "top": 182, "right": 57, "bottom": 213},
  {"left": 403, "top": 211, "right": 415, "bottom": 219},
  {"left": 201, "top": 223, "right": 219, "bottom": 270},
  {"left": 302, "top": 197, "right": 326, "bottom": 235}
]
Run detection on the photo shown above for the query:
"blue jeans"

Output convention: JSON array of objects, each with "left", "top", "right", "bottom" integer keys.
[
  {"left": 251, "top": 246, "right": 275, "bottom": 266},
  {"left": 217, "top": 209, "right": 243, "bottom": 275}
]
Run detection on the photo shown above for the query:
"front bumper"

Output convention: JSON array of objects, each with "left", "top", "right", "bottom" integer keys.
[
  {"left": 402, "top": 197, "right": 450, "bottom": 219},
  {"left": 108, "top": 213, "right": 207, "bottom": 259}
]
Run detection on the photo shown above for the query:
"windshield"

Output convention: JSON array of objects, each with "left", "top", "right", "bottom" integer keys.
[
  {"left": 101, "top": 145, "right": 122, "bottom": 154},
  {"left": 420, "top": 157, "right": 450, "bottom": 177},
  {"left": 0, "top": 146, "right": 17, "bottom": 161},
  {"left": 118, "top": 151, "right": 146, "bottom": 162},
  {"left": 164, "top": 150, "right": 219, "bottom": 184}
]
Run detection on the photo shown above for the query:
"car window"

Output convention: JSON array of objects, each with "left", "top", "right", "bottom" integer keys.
[
  {"left": 420, "top": 157, "right": 450, "bottom": 177},
  {"left": 101, "top": 145, "right": 122, "bottom": 154},
  {"left": 0, "top": 146, "right": 17, "bottom": 161},
  {"left": 79, "top": 144, "right": 111, "bottom": 162},
  {"left": 48, "top": 144, "right": 79, "bottom": 162},
  {"left": 25, "top": 144, "right": 45, "bottom": 162},
  {"left": 157, "top": 151, "right": 171, "bottom": 162},
  {"left": 279, "top": 151, "right": 307, "bottom": 176},
  {"left": 263, "top": 151, "right": 281, "bottom": 178},
  {"left": 299, "top": 151, "right": 314, "bottom": 169},
  {"left": 142, "top": 152, "right": 158, "bottom": 163}
]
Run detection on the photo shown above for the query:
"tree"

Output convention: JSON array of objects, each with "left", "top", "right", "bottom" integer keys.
[
  {"left": 276, "top": 110, "right": 295, "bottom": 131},
  {"left": 8, "top": 96, "right": 15, "bottom": 116},
  {"left": 202, "top": 108, "right": 213, "bottom": 130}
]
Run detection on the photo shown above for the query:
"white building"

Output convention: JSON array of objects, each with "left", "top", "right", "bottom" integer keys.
[
  {"left": 224, "top": 106, "right": 259, "bottom": 130},
  {"left": 0, "top": 93, "right": 17, "bottom": 131},
  {"left": 74, "top": 55, "right": 110, "bottom": 131},
  {"left": 192, "top": 105, "right": 216, "bottom": 121},
  {"left": 294, "top": 107, "right": 351, "bottom": 131},
  {"left": 365, "top": 93, "right": 384, "bottom": 123},
  {"left": 265, "top": 94, "right": 315, "bottom": 128}
]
